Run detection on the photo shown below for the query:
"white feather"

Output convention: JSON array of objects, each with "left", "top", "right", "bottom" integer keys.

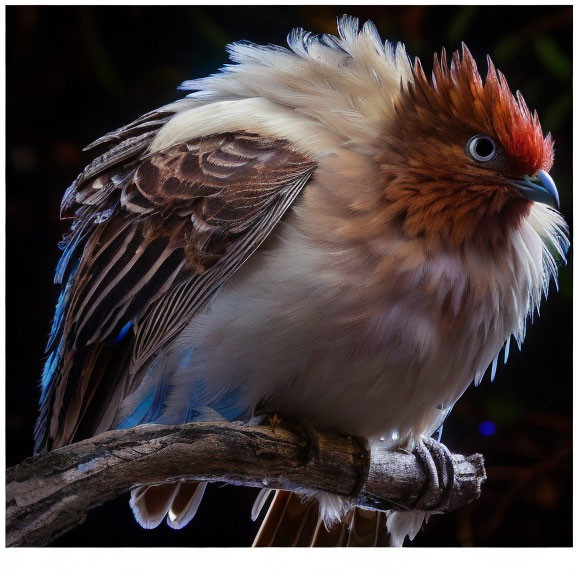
[
  {"left": 386, "top": 510, "right": 430, "bottom": 547},
  {"left": 152, "top": 17, "right": 411, "bottom": 157},
  {"left": 113, "top": 17, "right": 569, "bottom": 544}
]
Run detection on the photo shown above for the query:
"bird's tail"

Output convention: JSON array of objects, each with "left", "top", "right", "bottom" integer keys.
[
  {"left": 129, "top": 480, "right": 207, "bottom": 529},
  {"left": 128, "top": 483, "right": 428, "bottom": 545},
  {"left": 252, "top": 490, "right": 387, "bottom": 546}
]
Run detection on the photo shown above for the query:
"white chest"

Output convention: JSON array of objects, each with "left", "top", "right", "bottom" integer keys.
[{"left": 156, "top": 215, "right": 546, "bottom": 446}]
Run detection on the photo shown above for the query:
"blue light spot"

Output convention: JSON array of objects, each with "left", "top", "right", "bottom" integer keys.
[{"left": 479, "top": 421, "right": 496, "bottom": 437}]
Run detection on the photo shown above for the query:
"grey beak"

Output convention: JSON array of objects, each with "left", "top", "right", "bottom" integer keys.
[{"left": 512, "top": 170, "right": 560, "bottom": 209}]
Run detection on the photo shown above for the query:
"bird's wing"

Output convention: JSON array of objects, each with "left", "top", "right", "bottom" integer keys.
[{"left": 36, "top": 117, "right": 316, "bottom": 452}]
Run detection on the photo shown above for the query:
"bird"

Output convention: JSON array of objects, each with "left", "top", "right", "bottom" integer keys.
[{"left": 35, "top": 16, "right": 569, "bottom": 546}]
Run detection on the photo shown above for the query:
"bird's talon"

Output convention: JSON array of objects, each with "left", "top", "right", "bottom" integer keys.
[
  {"left": 268, "top": 414, "right": 282, "bottom": 432},
  {"left": 411, "top": 436, "right": 455, "bottom": 511}
]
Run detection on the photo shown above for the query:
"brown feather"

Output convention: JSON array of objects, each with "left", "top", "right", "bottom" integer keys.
[
  {"left": 253, "top": 491, "right": 387, "bottom": 547},
  {"left": 370, "top": 45, "right": 548, "bottom": 250},
  {"left": 310, "top": 518, "right": 348, "bottom": 546},
  {"left": 253, "top": 491, "right": 319, "bottom": 546},
  {"left": 346, "top": 508, "right": 386, "bottom": 546},
  {"left": 38, "top": 129, "right": 316, "bottom": 453}
]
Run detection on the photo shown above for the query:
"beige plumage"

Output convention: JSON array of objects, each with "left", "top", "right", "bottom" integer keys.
[{"left": 37, "top": 16, "right": 568, "bottom": 546}]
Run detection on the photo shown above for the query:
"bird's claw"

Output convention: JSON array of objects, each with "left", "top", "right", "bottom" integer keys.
[
  {"left": 411, "top": 436, "right": 455, "bottom": 511},
  {"left": 268, "top": 414, "right": 282, "bottom": 433}
]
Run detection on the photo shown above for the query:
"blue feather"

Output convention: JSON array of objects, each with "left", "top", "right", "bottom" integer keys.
[
  {"left": 185, "top": 407, "right": 202, "bottom": 422},
  {"left": 55, "top": 239, "right": 77, "bottom": 285},
  {"left": 117, "top": 388, "right": 156, "bottom": 429},
  {"left": 181, "top": 380, "right": 250, "bottom": 423},
  {"left": 46, "top": 291, "right": 66, "bottom": 352},
  {"left": 113, "top": 321, "right": 133, "bottom": 344},
  {"left": 46, "top": 260, "right": 80, "bottom": 352},
  {"left": 54, "top": 218, "right": 90, "bottom": 285},
  {"left": 117, "top": 359, "right": 170, "bottom": 428},
  {"left": 208, "top": 387, "right": 250, "bottom": 421},
  {"left": 179, "top": 347, "right": 196, "bottom": 370},
  {"left": 40, "top": 350, "right": 59, "bottom": 400}
]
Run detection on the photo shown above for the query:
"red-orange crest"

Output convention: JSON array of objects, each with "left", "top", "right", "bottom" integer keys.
[
  {"left": 375, "top": 45, "right": 555, "bottom": 249},
  {"left": 404, "top": 45, "right": 553, "bottom": 176}
]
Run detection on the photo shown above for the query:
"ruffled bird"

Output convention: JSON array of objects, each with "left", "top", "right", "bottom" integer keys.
[{"left": 36, "top": 17, "right": 569, "bottom": 546}]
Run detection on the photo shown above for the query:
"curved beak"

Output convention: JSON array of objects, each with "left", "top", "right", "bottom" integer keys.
[{"left": 511, "top": 170, "right": 560, "bottom": 209}]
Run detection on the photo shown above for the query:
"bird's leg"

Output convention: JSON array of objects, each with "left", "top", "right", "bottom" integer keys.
[{"left": 410, "top": 436, "right": 455, "bottom": 511}]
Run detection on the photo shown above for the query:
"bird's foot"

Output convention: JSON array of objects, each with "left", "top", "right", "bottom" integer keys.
[
  {"left": 267, "top": 413, "right": 282, "bottom": 433},
  {"left": 411, "top": 436, "right": 455, "bottom": 511}
]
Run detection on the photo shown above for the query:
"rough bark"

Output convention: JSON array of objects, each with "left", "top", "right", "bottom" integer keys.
[{"left": 6, "top": 421, "right": 486, "bottom": 547}]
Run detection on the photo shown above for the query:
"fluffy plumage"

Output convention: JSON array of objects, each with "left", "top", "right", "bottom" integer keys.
[{"left": 36, "top": 16, "right": 568, "bottom": 546}]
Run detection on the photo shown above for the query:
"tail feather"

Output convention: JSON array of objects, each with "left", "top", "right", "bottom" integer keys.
[
  {"left": 166, "top": 481, "right": 207, "bottom": 529},
  {"left": 253, "top": 491, "right": 318, "bottom": 546},
  {"left": 385, "top": 510, "right": 429, "bottom": 547},
  {"left": 253, "top": 490, "right": 388, "bottom": 547},
  {"left": 347, "top": 508, "right": 386, "bottom": 546},
  {"left": 130, "top": 482, "right": 181, "bottom": 529},
  {"left": 310, "top": 516, "right": 348, "bottom": 546},
  {"left": 251, "top": 488, "right": 274, "bottom": 521},
  {"left": 130, "top": 480, "right": 207, "bottom": 530}
]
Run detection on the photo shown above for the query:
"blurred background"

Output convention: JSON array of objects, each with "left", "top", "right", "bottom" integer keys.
[{"left": 6, "top": 5, "right": 572, "bottom": 547}]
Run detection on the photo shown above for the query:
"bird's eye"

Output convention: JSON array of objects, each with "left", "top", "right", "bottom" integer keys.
[{"left": 467, "top": 135, "right": 496, "bottom": 162}]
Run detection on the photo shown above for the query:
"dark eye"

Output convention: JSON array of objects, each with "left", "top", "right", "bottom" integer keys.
[{"left": 467, "top": 135, "right": 496, "bottom": 162}]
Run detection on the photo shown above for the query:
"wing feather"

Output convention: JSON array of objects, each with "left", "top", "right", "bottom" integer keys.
[
  {"left": 36, "top": 123, "right": 316, "bottom": 453},
  {"left": 131, "top": 164, "right": 313, "bottom": 375}
]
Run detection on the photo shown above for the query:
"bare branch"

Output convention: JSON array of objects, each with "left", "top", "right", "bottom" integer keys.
[{"left": 6, "top": 421, "right": 486, "bottom": 547}]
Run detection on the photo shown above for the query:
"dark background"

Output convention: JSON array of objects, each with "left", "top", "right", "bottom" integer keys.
[{"left": 6, "top": 5, "right": 572, "bottom": 547}]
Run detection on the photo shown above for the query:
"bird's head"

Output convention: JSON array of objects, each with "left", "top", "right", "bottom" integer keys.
[{"left": 378, "top": 45, "right": 557, "bottom": 250}]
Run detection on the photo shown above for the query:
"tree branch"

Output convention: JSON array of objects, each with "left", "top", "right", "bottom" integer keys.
[{"left": 6, "top": 421, "right": 486, "bottom": 547}]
